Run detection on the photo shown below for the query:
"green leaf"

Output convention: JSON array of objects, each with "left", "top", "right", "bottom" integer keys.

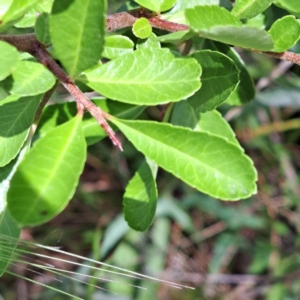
[
  {"left": 269, "top": 16, "right": 300, "bottom": 52},
  {"left": 168, "top": 0, "right": 232, "bottom": 14},
  {"left": 7, "top": 117, "right": 86, "bottom": 226},
  {"left": 0, "top": 94, "right": 42, "bottom": 167},
  {"left": 196, "top": 110, "right": 241, "bottom": 148},
  {"left": 0, "top": 146, "right": 28, "bottom": 214},
  {"left": 123, "top": 158, "right": 158, "bottom": 232},
  {"left": 188, "top": 50, "right": 239, "bottom": 112},
  {"left": 171, "top": 103, "right": 242, "bottom": 148},
  {"left": 0, "top": 0, "right": 13, "bottom": 18},
  {"left": 49, "top": 0, "right": 106, "bottom": 79},
  {"left": 208, "top": 41, "right": 255, "bottom": 105},
  {"left": 0, "top": 41, "right": 19, "bottom": 81},
  {"left": 111, "top": 118, "right": 257, "bottom": 200},
  {"left": 156, "top": 30, "right": 194, "bottom": 43},
  {"left": 1, "top": 0, "right": 39, "bottom": 25},
  {"left": 132, "top": 17, "right": 152, "bottom": 39},
  {"left": 35, "top": 12, "right": 51, "bottom": 46},
  {"left": 232, "top": 0, "right": 273, "bottom": 19},
  {"left": 1, "top": 60, "right": 55, "bottom": 96},
  {"left": 186, "top": 5, "right": 274, "bottom": 51},
  {"left": 137, "top": 33, "right": 161, "bottom": 49},
  {"left": 273, "top": 0, "right": 300, "bottom": 17},
  {"left": 0, "top": 209, "right": 21, "bottom": 276},
  {"left": 134, "top": 0, "right": 177, "bottom": 12},
  {"left": 102, "top": 35, "right": 134, "bottom": 60},
  {"left": 14, "top": 0, "right": 53, "bottom": 28},
  {"left": 171, "top": 101, "right": 199, "bottom": 129},
  {"left": 0, "top": 143, "right": 24, "bottom": 278},
  {"left": 80, "top": 49, "right": 201, "bottom": 105}
]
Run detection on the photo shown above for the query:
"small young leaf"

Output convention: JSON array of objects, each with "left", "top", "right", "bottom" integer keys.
[
  {"left": 1, "top": 61, "right": 55, "bottom": 96},
  {"left": 188, "top": 50, "right": 239, "bottom": 112},
  {"left": 134, "top": 0, "right": 177, "bottom": 13},
  {"left": 207, "top": 41, "right": 255, "bottom": 105},
  {"left": 7, "top": 117, "right": 86, "bottom": 226},
  {"left": 124, "top": 158, "right": 158, "bottom": 232},
  {"left": 232, "top": 0, "right": 273, "bottom": 19},
  {"left": 111, "top": 118, "right": 257, "bottom": 200},
  {"left": 0, "top": 209, "right": 21, "bottom": 276},
  {"left": 49, "top": 0, "right": 106, "bottom": 79},
  {"left": 80, "top": 49, "right": 201, "bottom": 105},
  {"left": 132, "top": 17, "right": 152, "bottom": 39},
  {"left": 186, "top": 5, "right": 274, "bottom": 51},
  {"left": 269, "top": 16, "right": 300, "bottom": 52},
  {"left": 0, "top": 94, "right": 42, "bottom": 167},
  {"left": 102, "top": 35, "right": 134, "bottom": 60},
  {"left": 0, "top": 41, "right": 19, "bottom": 81}
]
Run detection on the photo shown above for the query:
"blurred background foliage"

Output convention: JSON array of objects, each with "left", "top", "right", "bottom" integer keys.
[{"left": 2, "top": 1, "right": 300, "bottom": 299}]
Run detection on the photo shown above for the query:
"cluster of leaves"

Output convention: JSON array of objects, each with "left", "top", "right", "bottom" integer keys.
[{"left": 0, "top": 0, "right": 300, "bottom": 287}]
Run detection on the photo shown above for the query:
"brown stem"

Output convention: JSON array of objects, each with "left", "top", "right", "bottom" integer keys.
[
  {"left": 256, "top": 50, "right": 300, "bottom": 67},
  {"left": 34, "top": 80, "right": 59, "bottom": 124}
]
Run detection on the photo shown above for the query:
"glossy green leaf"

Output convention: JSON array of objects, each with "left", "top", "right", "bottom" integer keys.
[
  {"left": 7, "top": 117, "right": 86, "bottom": 226},
  {"left": 14, "top": 0, "right": 53, "bottom": 28},
  {"left": 0, "top": 94, "right": 42, "bottom": 167},
  {"left": 0, "top": 146, "right": 24, "bottom": 277},
  {"left": 156, "top": 30, "right": 194, "bottom": 43},
  {"left": 0, "top": 41, "right": 19, "bottom": 81},
  {"left": 111, "top": 118, "right": 257, "bottom": 200},
  {"left": 35, "top": 12, "right": 51, "bottom": 46},
  {"left": 168, "top": 0, "right": 232, "bottom": 14},
  {"left": 188, "top": 50, "right": 239, "bottom": 112},
  {"left": 208, "top": 41, "right": 255, "bottom": 105},
  {"left": 1, "top": 61, "right": 55, "bottom": 96},
  {"left": 196, "top": 110, "right": 241, "bottom": 148},
  {"left": 1, "top": 0, "right": 39, "bottom": 25},
  {"left": 137, "top": 33, "right": 161, "bottom": 49},
  {"left": 171, "top": 103, "right": 242, "bottom": 148},
  {"left": 80, "top": 49, "right": 201, "bottom": 105},
  {"left": 102, "top": 35, "right": 134, "bottom": 60},
  {"left": 134, "top": 0, "right": 177, "bottom": 12},
  {"left": 124, "top": 158, "right": 158, "bottom": 231},
  {"left": 36, "top": 99, "right": 145, "bottom": 145},
  {"left": 132, "top": 17, "right": 152, "bottom": 39},
  {"left": 49, "top": 0, "right": 106, "bottom": 79},
  {"left": 0, "top": 145, "right": 29, "bottom": 215},
  {"left": 186, "top": 5, "right": 274, "bottom": 51},
  {"left": 0, "top": 0, "right": 13, "bottom": 18},
  {"left": 269, "top": 16, "right": 300, "bottom": 52},
  {"left": 0, "top": 209, "right": 21, "bottom": 276},
  {"left": 273, "top": 0, "right": 300, "bottom": 17},
  {"left": 171, "top": 101, "right": 198, "bottom": 129},
  {"left": 232, "top": 0, "right": 273, "bottom": 19}
]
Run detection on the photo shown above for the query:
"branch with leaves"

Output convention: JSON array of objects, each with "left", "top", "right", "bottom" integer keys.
[{"left": 0, "top": 0, "right": 300, "bottom": 283}]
